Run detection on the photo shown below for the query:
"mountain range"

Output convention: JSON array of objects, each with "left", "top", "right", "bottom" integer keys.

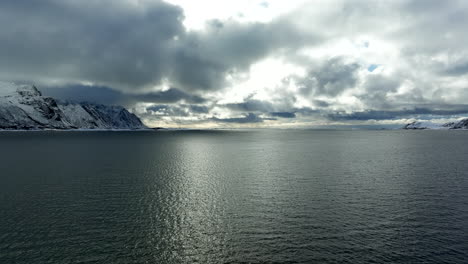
[
  {"left": 0, "top": 82, "right": 147, "bottom": 130},
  {"left": 403, "top": 119, "right": 468, "bottom": 130}
]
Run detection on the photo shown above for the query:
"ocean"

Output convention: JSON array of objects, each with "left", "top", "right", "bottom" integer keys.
[{"left": 1, "top": 130, "right": 467, "bottom": 263}]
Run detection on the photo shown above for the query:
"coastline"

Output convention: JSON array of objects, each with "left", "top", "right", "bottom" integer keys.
[{"left": 0, "top": 128, "right": 160, "bottom": 132}]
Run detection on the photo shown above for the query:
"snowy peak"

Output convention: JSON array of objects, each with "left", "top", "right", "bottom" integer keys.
[
  {"left": 0, "top": 82, "right": 41, "bottom": 97},
  {"left": 452, "top": 119, "right": 468, "bottom": 129},
  {"left": 61, "top": 102, "right": 146, "bottom": 129},
  {"left": 403, "top": 119, "right": 468, "bottom": 130},
  {"left": 17, "top": 85, "right": 42, "bottom": 97},
  {"left": 403, "top": 121, "right": 442, "bottom": 130},
  {"left": 0, "top": 83, "right": 147, "bottom": 130}
]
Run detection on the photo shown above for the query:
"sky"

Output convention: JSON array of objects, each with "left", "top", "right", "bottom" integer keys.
[{"left": 1, "top": 0, "right": 468, "bottom": 128}]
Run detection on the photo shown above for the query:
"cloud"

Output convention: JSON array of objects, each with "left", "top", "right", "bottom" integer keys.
[
  {"left": 0, "top": 0, "right": 318, "bottom": 94},
  {"left": 260, "top": 2, "right": 269, "bottom": 8},
  {"left": 357, "top": 74, "right": 403, "bottom": 109},
  {"left": 441, "top": 60, "right": 468, "bottom": 76},
  {"left": 270, "top": 112, "right": 296, "bottom": 118},
  {"left": 312, "top": 100, "right": 330, "bottom": 108},
  {"left": 0, "top": 0, "right": 185, "bottom": 90},
  {"left": 298, "top": 57, "right": 360, "bottom": 97},
  {"left": 146, "top": 104, "right": 209, "bottom": 117},
  {"left": 224, "top": 99, "right": 275, "bottom": 112},
  {"left": 2, "top": 0, "right": 468, "bottom": 127},
  {"left": 212, "top": 113, "right": 275, "bottom": 123},
  {"left": 170, "top": 18, "right": 319, "bottom": 91},
  {"left": 328, "top": 107, "right": 468, "bottom": 121},
  {"left": 41, "top": 85, "right": 127, "bottom": 106},
  {"left": 42, "top": 84, "right": 206, "bottom": 106},
  {"left": 133, "top": 88, "right": 206, "bottom": 104}
]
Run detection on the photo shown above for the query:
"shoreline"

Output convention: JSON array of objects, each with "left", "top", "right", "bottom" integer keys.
[{"left": 0, "top": 128, "right": 159, "bottom": 132}]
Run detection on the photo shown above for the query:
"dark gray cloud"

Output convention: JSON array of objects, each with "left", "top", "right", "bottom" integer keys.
[
  {"left": 0, "top": 0, "right": 184, "bottom": 90},
  {"left": 42, "top": 84, "right": 206, "bottom": 107},
  {"left": 224, "top": 99, "right": 275, "bottom": 112},
  {"left": 293, "top": 107, "right": 320, "bottom": 116},
  {"left": 298, "top": 57, "right": 360, "bottom": 97},
  {"left": 313, "top": 100, "right": 330, "bottom": 108},
  {"left": 358, "top": 74, "right": 402, "bottom": 109},
  {"left": 187, "top": 105, "right": 211, "bottom": 114},
  {"left": 212, "top": 113, "right": 275, "bottom": 123},
  {"left": 133, "top": 89, "right": 206, "bottom": 104},
  {"left": 441, "top": 60, "right": 468, "bottom": 76},
  {"left": 42, "top": 85, "right": 126, "bottom": 106},
  {"left": 270, "top": 112, "right": 296, "bottom": 118},
  {"left": 222, "top": 95, "right": 301, "bottom": 120}
]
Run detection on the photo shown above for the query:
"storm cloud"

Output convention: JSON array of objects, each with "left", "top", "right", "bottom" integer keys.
[{"left": 0, "top": 0, "right": 184, "bottom": 90}]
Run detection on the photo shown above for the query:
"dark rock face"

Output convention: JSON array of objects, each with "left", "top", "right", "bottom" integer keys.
[
  {"left": 452, "top": 119, "right": 468, "bottom": 129},
  {"left": 17, "top": 85, "right": 42, "bottom": 97},
  {"left": 442, "top": 122, "right": 455, "bottom": 128},
  {"left": 0, "top": 83, "right": 147, "bottom": 130},
  {"left": 79, "top": 103, "right": 146, "bottom": 129}
]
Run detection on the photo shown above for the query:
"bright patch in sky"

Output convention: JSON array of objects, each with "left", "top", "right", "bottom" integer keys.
[
  {"left": 223, "top": 58, "right": 305, "bottom": 103},
  {"left": 165, "top": 0, "right": 309, "bottom": 29}
]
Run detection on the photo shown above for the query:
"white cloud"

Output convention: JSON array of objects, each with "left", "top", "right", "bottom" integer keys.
[{"left": 165, "top": 0, "right": 310, "bottom": 29}]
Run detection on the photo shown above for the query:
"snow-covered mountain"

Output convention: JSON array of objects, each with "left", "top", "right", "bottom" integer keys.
[
  {"left": 403, "top": 119, "right": 468, "bottom": 130},
  {"left": 0, "top": 82, "right": 147, "bottom": 130},
  {"left": 451, "top": 119, "right": 468, "bottom": 129}
]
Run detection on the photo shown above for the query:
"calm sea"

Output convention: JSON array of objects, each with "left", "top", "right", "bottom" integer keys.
[{"left": 0, "top": 130, "right": 467, "bottom": 263}]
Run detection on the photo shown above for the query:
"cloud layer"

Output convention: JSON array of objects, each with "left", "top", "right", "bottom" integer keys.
[{"left": 2, "top": 0, "right": 468, "bottom": 127}]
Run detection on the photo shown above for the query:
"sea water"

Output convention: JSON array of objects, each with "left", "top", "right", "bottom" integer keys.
[{"left": 1, "top": 130, "right": 467, "bottom": 263}]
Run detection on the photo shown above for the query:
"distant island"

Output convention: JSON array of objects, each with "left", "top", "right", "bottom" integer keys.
[
  {"left": 0, "top": 82, "right": 147, "bottom": 130},
  {"left": 403, "top": 119, "right": 468, "bottom": 130}
]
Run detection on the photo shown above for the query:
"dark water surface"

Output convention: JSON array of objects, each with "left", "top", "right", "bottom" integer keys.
[{"left": 1, "top": 130, "right": 468, "bottom": 263}]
